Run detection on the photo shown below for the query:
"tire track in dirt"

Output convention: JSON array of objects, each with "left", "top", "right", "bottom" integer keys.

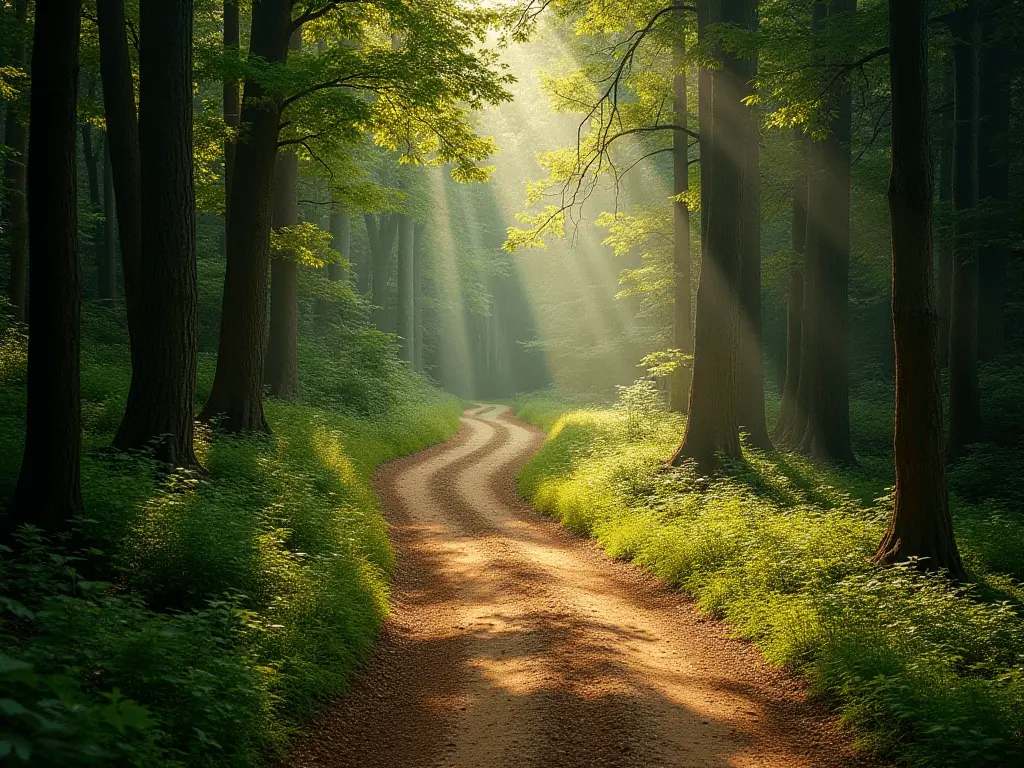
[{"left": 288, "top": 406, "right": 880, "bottom": 768}]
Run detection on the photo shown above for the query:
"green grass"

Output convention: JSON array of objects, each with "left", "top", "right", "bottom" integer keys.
[
  {"left": 512, "top": 389, "right": 1024, "bottom": 767},
  {"left": 0, "top": 304, "right": 462, "bottom": 766}
]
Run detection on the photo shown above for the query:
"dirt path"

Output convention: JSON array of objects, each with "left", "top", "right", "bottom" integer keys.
[{"left": 289, "top": 405, "right": 876, "bottom": 768}]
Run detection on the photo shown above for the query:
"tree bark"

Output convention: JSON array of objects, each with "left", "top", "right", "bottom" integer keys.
[
  {"left": 736, "top": 2, "right": 771, "bottom": 451},
  {"left": 413, "top": 221, "right": 425, "bottom": 373},
  {"left": 669, "top": 0, "right": 749, "bottom": 473},
  {"left": 97, "top": 0, "right": 143, "bottom": 357},
  {"left": 946, "top": 3, "right": 982, "bottom": 461},
  {"left": 3, "top": 0, "right": 28, "bottom": 322},
  {"left": 773, "top": 131, "right": 807, "bottom": 445},
  {"left": 668, "top": 7, "right": 692, "bottom": 413},
  {"left": 201, "top": 0, "right": 293, "bottom": 432},
  {"left": 265, "top": 147, "right": 300, "bottom": 401},
  {"left": 7, "top": 0, "right": 84, "bottom": 535},
  {"left": 874, "top": 0, "right": 965, "bottom": 579},
  {"left": 80, "top": 121, "right": 101, "bottom": 209},
  {"left": 99, "top": 136, "right": 117, "bottom": 303},
  {"left": 113, "top": 0, "right": 199, "bottom": 468},
  {"left": 976, "top": 9, "right": 1009, "bottom": 361},
  {"left": 223, "top": 0, "right": 240, "bottom": 225},
  {"left": 936, "top": 56, "right": 954, "bottom": 369},
  {"left": 367, "top": 212, "right": 399, "bottom": 331},
  {"left": 315, "top": 209, "right": 349, "bottom": 325},
  {"left": 396, "top": 213, "right": 415, "bottom": 362},
  {"left": 791, "top": 0, "right": 856, "bottom": 465}
]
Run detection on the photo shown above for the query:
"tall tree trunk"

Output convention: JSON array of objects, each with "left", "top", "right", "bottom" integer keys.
[
  {"left": 315, "top": 209, "right": 349, "bottom": 325},
  {"left": 80, "top": 121, "right": 101, "bottom": 209},
  {"left": 3, "top": 0, "right": 28, "bottom": 322},
  {"left": 223, "top": 0, "right": 240, "bottom": 226},
  {"left": 793, "top": 0, "right": 855, "bottom": 465},
  {"left": 936, "top": 56, "right": 954, "bottom": 369},
  {"left": 396, "top": 213, "right": 414, "bottom": 362},
  {"left": 265, "top": 147, "right": 300, "bottom": 401},
  {"left": 413, "top": 221, "right": 425, "bottom": 373},
  {"left": 6, "top": 0, "right": 84, "bottom": 535},
  {"left": 773, "top": 131, "right": 807, "bottom": 445},
  {"left": 97, "top": 0, "right": 143, "bottom": 358},
  {"left": 976, "top": 10, "right": 1009, "bottom": 361},
  {"left": 99, "top": 136, "right": 117, "bottom": 303},
  {"left": 668, "top": 8, "right": 692, "bottom": 413},
  {"left": 113, "top": 0, "right": 198, "bottom": 468},
  {"left": 367, "top": 212, "right": 398, "bottom": 331},
  {"left": 874, "top": 0, "right": 965, "bottom": 579},
  {"left": 201, "top": 0, "right": 293, "bottom": 432},
  {"left": 669, "top": 0, "right": 748, "bottom": 473},
  {"left": 946, "top": 3, "right": 982, "bottom": 461},
  {"left": 736, "top": 3, "right": 771, "bottom": 450}
]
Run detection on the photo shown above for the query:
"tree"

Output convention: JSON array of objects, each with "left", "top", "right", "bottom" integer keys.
[
  {"left": 201, "top": 0, "right": 293, "bottom": 432},
  {"left": 736, "top": 0, "right": 771, "bottom": 450},
  {"left": 223, "top": 0, "right": 241, "bottom": 219},
  {"left": 96, "top": 0, "right": 143, "bottom": 359},
  {"left": 793, "top": 0, "right": 856, "bottom": 465},
  {"left": 265, "top": 146, "right": 301, "bottom": 401},
  {"left": 99, "top": 137, "right": 117, "bottom": 303},
  {"left": 668, "top": 6, "right": 693, "bottom": 414},
  {"left": 946, "top": 1, "right": 983, "bottom": 461},
  {"left": 6, "top": 0, "right": 84, "bottom": 534},
  {"left": 873, "top": 0, "right": 965, "bottom": 579},
  {"left": 413, "top": 220, "right": 425, "bottom": 372},
  {"left": 670, "top": 0, "right": 754, "bottom": 472},
  {"left": 3, "top": 0, "right": 28, "bottom": 322},
  {"left": 773, "top": 131, "right": 808, "bottom": 444},
  {"left": 396, "top": 213, "right": 415, "bottom": 362},
  {"left": 365, "top": 211, "right": 399, "bottom": 330},
  {"left": 976, "top": 3, "right": 1010, "bottom": 361},
  {"left": 112, "top": 0, "right": 199, "bottom": 467}
]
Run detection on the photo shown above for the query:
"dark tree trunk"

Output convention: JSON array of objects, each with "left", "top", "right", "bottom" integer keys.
[
  {"left": 793, "top": 0, "right": 856, "bottom": 465},
  {"left": 97, "top": 0, "right": 143, "bottom": 357},
  {"left": 668, "top": 14, "right": 692, "bottom": 413},
  {"left": 201, "top": 0, "right": 293, "bottom": 432},
  {"left": 413, "top": 221, "right": 425, "bottom": 372},
  {"left": 936, "top": 56, "right": 954, "bottom": 369},
  {"left": 223, "top": 0, "right": 240, "bottom": 224},
  {"left": 80, "top": 121, "right": 101, "bottom": 208},
  {"left": 736, "top": 4, "right": 771, "bottom": 451},
  {"left": 315, "top": 209, "right": 349, "bottom": 325},
  {"left": 976, "top": 11, "right": 1009, "bottom": 361},
  {"left": 265, "top": 148, "right": 300, "bottom": 401},
  {"left": 367, "top": 212, "right": 399, "bottom": 331},
  {"left": 669, "top": 0, "right": 748, "bottom": 473},
  {"left": 773, "top": 131, "right": 807, "bottom": 445},
  {"left": 396, "top": 213, "right": 414, "bottom": 362},
  {"left": 3, "top": 0, "right": 28, "bottom": 323},
  {"left": 874, "top": 0, "right": 965, "bottom": 579},
  {"left": 98, "top": 136, "right": 117, "bottom": 303},
  {"left": 113, "top": 0, "right": 199, "bottom": 468},
  {"left": 6, "top": 0, "right": 84, "bottom": 535},
  {"left": 357, "top": 214, "right": 374, "bottom": 295},
  {"left": 946, "top": 3, "right": 982, "bottom": 461}
]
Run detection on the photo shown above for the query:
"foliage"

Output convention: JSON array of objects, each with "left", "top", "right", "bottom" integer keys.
[{"left": 513, "top": 394, "right": 1024, "bottom": 767}]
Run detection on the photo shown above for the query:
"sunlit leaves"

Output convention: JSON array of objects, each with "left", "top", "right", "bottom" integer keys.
[{"left": 270, "top": 221, "right": 337, "bottom": 268}]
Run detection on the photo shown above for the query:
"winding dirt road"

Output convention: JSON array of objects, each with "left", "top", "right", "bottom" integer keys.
[{"left": 289, "top": 405, "right": 876, "bottom": 768}]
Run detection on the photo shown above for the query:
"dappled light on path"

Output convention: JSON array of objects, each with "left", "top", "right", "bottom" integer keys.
[{"left": 288, "top": 406, "right": 874, "bottom": 768}]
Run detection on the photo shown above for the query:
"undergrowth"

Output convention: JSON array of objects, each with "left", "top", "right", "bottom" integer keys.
[
  {"left": 0, "top": 302, "right": 462, "bottom": 766},
  {"left": 513, "top": 387, "right": 1024, "bottom": 768}
]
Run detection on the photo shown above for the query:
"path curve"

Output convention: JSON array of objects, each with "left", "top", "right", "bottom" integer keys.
[{"left": 288, "top": 405, "right": 876, "bottom": 768}]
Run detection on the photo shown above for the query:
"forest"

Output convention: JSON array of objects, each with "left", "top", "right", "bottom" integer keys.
[{"left": 1, "top": 0, "right": 1022, "bottom": 766}]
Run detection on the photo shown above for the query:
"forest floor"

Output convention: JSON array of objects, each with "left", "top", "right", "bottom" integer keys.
[{"left": 287, "top": 405, "right": 876, "bottom": 768}]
